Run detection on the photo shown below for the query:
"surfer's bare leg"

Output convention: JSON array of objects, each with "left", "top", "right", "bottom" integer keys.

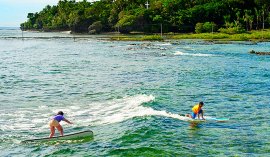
[
  {"left": 199, "top": 110, "right": 205, "bottom": 120},
  {"left": 56, "top": 125, "right": 64, "bottom": 136},
  {"left": 49, "top": 126, "right": 55, "bottom": 138}
]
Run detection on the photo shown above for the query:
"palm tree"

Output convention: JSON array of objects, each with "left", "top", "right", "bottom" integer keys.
[
  {"left": 249, "top": 15, "right": 254, "bottom": 30},
  {"left": 254, "top": 8, "right": 260, "bottom": 30},
  {"left": 223, "top": 15, "right": 231, "bottom": 28},
  {"left": 243, "top": 10, "right": 251, "bottom": 31}
]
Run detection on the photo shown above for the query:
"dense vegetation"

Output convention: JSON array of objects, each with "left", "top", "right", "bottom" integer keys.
[{"left": 21, "top": 0, "right": 270, "bottom": 34}]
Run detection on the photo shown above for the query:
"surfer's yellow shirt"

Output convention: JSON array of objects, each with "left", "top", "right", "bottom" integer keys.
[{"left": 192, "top": 104, "right": 202, "bottom": 114}]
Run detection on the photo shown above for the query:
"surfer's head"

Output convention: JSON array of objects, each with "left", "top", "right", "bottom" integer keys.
[
  {"left": 57, "top": 111, "right": 64, "bottom": 116},
  {"left": 199, "top": 102, "right": 204, "bottom": 107}
]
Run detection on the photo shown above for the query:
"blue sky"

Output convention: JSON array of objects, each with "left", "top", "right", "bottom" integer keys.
[
  {"left": 0, "top": 0, "right": 59, "bottom": 27},
  {"left": 0, "top": 0, "right": 94, "bottom": 27}
]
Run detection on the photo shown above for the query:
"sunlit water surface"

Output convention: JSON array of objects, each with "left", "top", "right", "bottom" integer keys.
[{"left": 0, "top": 29, "right": 270, "bottom": 156}]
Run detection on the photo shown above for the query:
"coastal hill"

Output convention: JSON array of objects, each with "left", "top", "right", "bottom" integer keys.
[{"left": 21, "top": 0, "right": 270, "bottom": 34}]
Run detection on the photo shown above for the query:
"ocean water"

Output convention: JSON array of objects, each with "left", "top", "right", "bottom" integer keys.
[{"left": 0, "top": 29, "right": 270, "bottom": 156}]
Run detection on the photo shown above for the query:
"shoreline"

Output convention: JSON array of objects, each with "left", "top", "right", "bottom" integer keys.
[{"left": 5, "top": 28, "right": 270, "bottom": 42}]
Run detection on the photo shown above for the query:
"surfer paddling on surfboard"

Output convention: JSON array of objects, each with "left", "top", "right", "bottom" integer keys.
[
  {"left": 186, "top": 102, "right": 205, "bottom": 120},
  {"left": 49, "top": 111, "right": 73, "bottom": 138}
]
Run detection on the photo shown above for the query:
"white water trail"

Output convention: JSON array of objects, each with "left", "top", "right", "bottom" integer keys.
[
  {"left": 174, "top": 51, "right": 217, "bottom": 57},
  {"left": 0, "top": 95, "right": 189, "bottom": 133},
  {"left": 68, "top": 94, "right": 189, "bottom": 127}
]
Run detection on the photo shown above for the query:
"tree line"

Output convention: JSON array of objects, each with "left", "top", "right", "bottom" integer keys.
[{"left": 20, "top": 0, "right": 270, "bottom": 34}]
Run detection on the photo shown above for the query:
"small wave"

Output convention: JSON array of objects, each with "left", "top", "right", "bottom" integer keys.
[
  {"left": 66, "top": 97, "right": 223, "bottom": 125},
  {"left": 173, "top": 51, "right": 185, "bottom": 56},
  {"left": 174, "top": 51, "right": 216, "bottom": 57},
  {"left": 60, "top": 31, "right": 71, "bottom": 34},
  {"left": 68, "top": 94, "right": 190, "bottom": 126},
  {"left": 71, "top": 94, "right": 156, "bottom": 126},
  {"left": 0, "top": 95, "right": 190, "bottom": 134},
  {"left": 156, "top": 43, "right": 172, "bottom": 46},
  {"left": 139, "top": 109, "right": 190, "bottom": 121}
]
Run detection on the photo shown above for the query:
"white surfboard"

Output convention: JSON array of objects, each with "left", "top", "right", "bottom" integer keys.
[
  {"left": 187, "top": 117, "right": 229, "bottom": 122},
  {"left": 179, "top": 114, "right": 229, "bottom": 122},
  {"left": 22, "top": 130, "right": 93, "bottom": 143}
]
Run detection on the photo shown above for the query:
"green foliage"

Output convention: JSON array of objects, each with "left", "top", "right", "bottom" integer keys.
[
  {"left": 88, "top": 21, "right": 103, "bottom": 34},
  {"left": 110, "top": 34, "right": 163, "bottom": 41},
  {"left": 171, "top": 29, "right": 270, "bottom": 41},
  {"left": 203, "top": 22, "right": 217, "bottom": 33},
  {"left": 218, "top": 27, "right": 246, "bottom": 34},
  {"left": 153, "top": 15, "right": 162, "bottom": 23},
  {"left": 116, "top": 14, "right": 136, "bottom": 33},
  {"left": 195, "top": 23, "right": 204, "bottom": 33},
  {"left": 230, "top": 34, "right": 249, "bottom": 41},
  {"left": 21, "top": 0, "right": 270, "bottom": 34},
  {"left": 195, "top": 22, "right": 217, "bottom": 33},
  {"left": 141, "top": 35, "right": 163, "bottom": 41}
]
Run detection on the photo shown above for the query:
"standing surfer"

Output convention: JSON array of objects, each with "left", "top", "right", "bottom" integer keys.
[{"left": 49, "top": 111, "right": 73, "bottom": 138}]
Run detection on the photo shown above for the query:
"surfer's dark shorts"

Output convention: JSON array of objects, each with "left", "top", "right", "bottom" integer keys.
[{"left": 191, "top": 110, "right": 202, "bottom": 119}]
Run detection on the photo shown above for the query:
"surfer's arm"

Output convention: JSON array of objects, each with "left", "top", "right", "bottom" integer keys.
[{"left": 63, "top": 118, "right": 73, "bottom": 124}]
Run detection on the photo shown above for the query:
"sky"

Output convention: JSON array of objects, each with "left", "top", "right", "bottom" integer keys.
[{"left": 0, "top": 0, "right": 93, "bottom": 27}]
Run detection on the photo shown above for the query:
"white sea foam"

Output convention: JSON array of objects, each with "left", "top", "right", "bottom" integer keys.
[
  {"left": 60, "top": 31, "right": 71, "bottom": 34},
  {"left": 68, "top": 94, "right": 189, "bottom": 126},
  {"left": 72, "top": 94, "right": 157, "bottom": 126},
  {"left": 174, "top": 51, "right": 216, "bottom": 57},
  {"left": 156, "top": 43, "right": 172, "bottom": 46},
  {"left": 0, "top": 94, "right": 190, "bottom": 134},
  {"left": 173, "top": 51, "right": 185, "bottom": 55}
]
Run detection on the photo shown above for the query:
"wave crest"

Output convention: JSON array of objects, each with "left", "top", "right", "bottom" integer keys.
[{"left": 174, "top": 51, "right": 217, "bottom": 57}]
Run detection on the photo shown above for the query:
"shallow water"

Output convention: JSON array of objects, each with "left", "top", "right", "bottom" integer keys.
[{"left": 0, "top": 29, "right": 270, "bottom": 156}]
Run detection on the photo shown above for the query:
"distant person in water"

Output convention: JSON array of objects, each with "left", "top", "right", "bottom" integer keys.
[
  {"left": 186, "top": 102, "right": 205, "bottom": 120},
  {"left": 49, "top": 111, "right": 73, "bottom": 138}
]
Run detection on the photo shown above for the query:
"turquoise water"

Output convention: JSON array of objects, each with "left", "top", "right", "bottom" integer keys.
[{"left": 1, "top": 29, "right": 270, "bottom": 156}]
